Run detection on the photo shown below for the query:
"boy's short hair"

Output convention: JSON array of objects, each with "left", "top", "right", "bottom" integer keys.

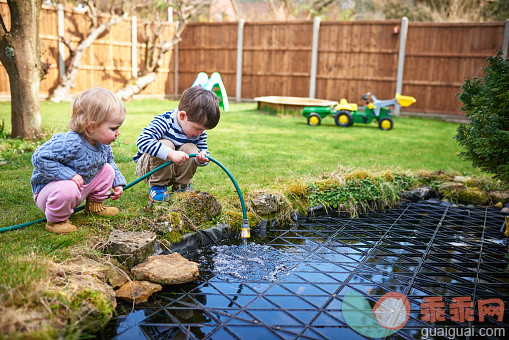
[
  {"left": 69, "top": 87, "right": 125, "bottom": 136},
  {"left": 178, "top": 87, "right": 220, "bottom": 129}
]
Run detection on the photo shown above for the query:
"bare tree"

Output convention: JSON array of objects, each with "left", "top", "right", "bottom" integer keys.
[
  {"left": 50, "top": 0, "right": 128, "bottom": 102},
  {"left": 0, "top": 0, "right": 44, "bottom": 139},
  {"left": 116, "top": 0, "right": 205, "bottom": 101}
]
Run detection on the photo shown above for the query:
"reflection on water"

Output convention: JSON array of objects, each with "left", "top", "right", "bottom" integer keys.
[{"left": 210, "top": 243, "right": 298, "bottom": 281}]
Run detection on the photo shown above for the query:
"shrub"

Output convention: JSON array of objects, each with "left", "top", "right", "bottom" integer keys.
[{"left": 455, "top": 51, "right": 509, "bottom": 183}]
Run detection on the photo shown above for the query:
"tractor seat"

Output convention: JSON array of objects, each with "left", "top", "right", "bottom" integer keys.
[{"left": 336, "top": 99, "right": 358, "bottom": 112}]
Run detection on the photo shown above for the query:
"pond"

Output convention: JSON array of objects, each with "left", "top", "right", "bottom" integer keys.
[{"left": 100, "top": 200, "right": 509, "bottom": 339}]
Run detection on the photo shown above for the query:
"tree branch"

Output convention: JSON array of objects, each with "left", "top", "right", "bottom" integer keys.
[
  {"left": 59, "top": 36, "right": 75, "bottom": 54},
  {"left": 0, "top": 13, "right": 8, "bottom": 37}
]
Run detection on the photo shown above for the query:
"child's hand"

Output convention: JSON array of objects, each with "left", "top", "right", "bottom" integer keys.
[
  {"left": 111, "top": 186, "right": 123, "bottom": 200},
  {"left": 168, "top": 150, "right": 189, "bottom": 164},
  {"left": 195, "top": 151, "right": 209, "bottom": 164},
  {"left": 71, "top": 174, "right": 84, "bottom": 189}
]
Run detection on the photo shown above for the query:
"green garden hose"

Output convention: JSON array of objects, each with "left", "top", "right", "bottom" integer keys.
[{"left": 0, "top": 154, "right": 250, "bottom": 237}]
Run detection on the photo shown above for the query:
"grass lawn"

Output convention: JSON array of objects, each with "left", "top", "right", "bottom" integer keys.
[
  {"left": 0, "top": 99, "right": 483, "bottom": 336},
  {"left": 0, "top": 99, "right": 480, "bottom": 230}
]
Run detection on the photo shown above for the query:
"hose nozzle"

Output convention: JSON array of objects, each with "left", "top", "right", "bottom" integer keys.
[{"left": 241, "top": 219, "right": 250, "bottom": 238}]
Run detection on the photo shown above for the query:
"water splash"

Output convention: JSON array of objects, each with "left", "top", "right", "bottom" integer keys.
[{"left": 211, "top": 243, "right": 296, "bottom": 281}]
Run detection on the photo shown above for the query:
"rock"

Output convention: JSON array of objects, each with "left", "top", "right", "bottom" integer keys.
[
  {"left": 50, "top": 273, "right": 117, "bottom": 333},
  {"left": 106, "top": 266, "right": 130, "bottom": 289},
  {"left": 57, "top": 257, "right": 109, "bottom": 281},
  {"left": 400, "top": 186, "right": 436, "bottom": 202},
  {"left": 0, "top": 308, "right": 48, "bottom": 335},
  {"left": 502, "top": 207, "right": 509, "bottom": 214},
  {"left": 465, "top": 178, "right": 486, "bottom": 189},
  {"left": 131, "top": 253, "right": 199, "bottom": 285},
  {"left": 115, "top": 281, "right": 162, "bottom": 304},
  {"left": 438, "top": 182, "right": 466, "bottom": 195},
  {"left": 454, "top": 176, "right": 470, "bottom": 183},
  {"left": 153, "top": 212, "right": 182, "bottom": 235},
  {"left": 250, "top": 192, "right": 281, "bottom": 215},
  {"left": 489, "top": 191, "right": 509, "bottom": 204},
  {"left": 181, "top": 191, "right": 222, "bottom": 226},
  {"left": 458, "top": 187, "right": 489, "bottom": 206},
  {"left": 104, "top": 230, "right": 157, "bottom": 269}
]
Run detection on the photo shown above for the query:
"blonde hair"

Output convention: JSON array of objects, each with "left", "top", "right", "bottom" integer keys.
[{"left": 68, "top": 87, "right": 126, "bottom": 136}]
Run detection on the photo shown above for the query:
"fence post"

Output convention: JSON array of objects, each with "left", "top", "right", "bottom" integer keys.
[
  {"left": 174, "top": 43, "right": 179, "bottom": 96},
  {"left": 394, "top": 17, "right": 409, "bottom": 116},
  {"left": 57, "top": 4, "right": 65, "bottom": 79},
  {"left": 131, "top": 16, "right": 137, "bottom": 78},
  {"left": 309, "top": 17, "right": 320, "bottom": 98},
  {"left": 503, "top": 19, "right": 509, "bottom": 59},
  {"left": 236, "top": 19, "right": 245, "bottom": 102}
]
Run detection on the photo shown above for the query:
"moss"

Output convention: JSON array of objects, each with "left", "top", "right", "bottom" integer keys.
[
  {"left": 222, "top": 210, "right": 258, "bottom": 232},
  {"left": 465, "top": 178, "right": 488, "bottom": 190},
  {"left": 375, "top": 170, "right": 395, "bottom": 182},
  {"left": 285, "top": 179, "right": 308, "bottom": 197},
  {"left": 458, "top": 188, "right": 489, "bottom": 205},
  {"left": 161, "top": 228, "right": 192, "bottom": 244},
  {"left": 344, "top": 169, "right": 372, "bottom": 181},
  {"left": 69, "top": 289, "right": 113, "bottom": 330},
  {"left": 168, "top": 211, "right": 181, "bottom": 226}
]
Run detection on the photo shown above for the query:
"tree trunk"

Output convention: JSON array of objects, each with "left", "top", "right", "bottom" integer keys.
[
  {"left": 0, "top": 0, "right": 43, "bottom": 139},
  {"left": 116, "top": 72, "right": 157, "bottom": 101}
]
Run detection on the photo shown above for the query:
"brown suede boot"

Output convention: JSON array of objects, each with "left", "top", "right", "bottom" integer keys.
[
  {"left": 45, "top": 219, "right": 78, "bottom": 234},
  {"left": 84, "top": 200, "right": 119, "bottom": 216}
]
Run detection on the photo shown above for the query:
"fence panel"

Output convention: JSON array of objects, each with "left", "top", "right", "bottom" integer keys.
[
  {"left": 316, "top": 20, "right": 400, "bottom": 106},
  {"left": 241, "top": 21, "right": 314, "bottom": 99},
  {"left": 404, "top": 22, "right": 505, "bottom": 114},
  {"left": 178, "top": 22, "right": 238, "bottom": 95}
]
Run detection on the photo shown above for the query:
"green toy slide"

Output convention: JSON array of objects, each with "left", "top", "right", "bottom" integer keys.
[{"left": 192, "top": 72, "right": 229, "bottom": 111}]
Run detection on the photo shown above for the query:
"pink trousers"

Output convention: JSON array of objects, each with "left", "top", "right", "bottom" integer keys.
[{"left": 34, "top": 164, "right": 115, "bottom": 223}]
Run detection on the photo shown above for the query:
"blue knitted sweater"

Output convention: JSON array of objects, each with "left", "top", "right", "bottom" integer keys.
[{"left": 31, "top": 131, "right": 126, "bottom": 194}]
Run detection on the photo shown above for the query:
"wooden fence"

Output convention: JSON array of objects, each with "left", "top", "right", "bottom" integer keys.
[
  {"left": 0, "top": 2, "right": 176, "bottom": 99},
  {"left": 178, "top": 20, "right": 505, "bottom": 115},
  {"left": 0, "top": 2, "right": 506, "bottom": 115}
]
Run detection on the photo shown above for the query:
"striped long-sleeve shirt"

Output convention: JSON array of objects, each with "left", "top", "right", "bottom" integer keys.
[{"left": 133, "top": 108, "right": 208, "bottom": 165}]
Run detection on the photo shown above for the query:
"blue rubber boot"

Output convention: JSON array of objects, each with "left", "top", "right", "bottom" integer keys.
[{"left": 149, "top": 186, "right": 170, "bottom": 202}]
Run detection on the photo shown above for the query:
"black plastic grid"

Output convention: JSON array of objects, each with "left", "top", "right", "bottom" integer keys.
[{"left": 102, "top": 201, "right": 509, "bottom": 339}]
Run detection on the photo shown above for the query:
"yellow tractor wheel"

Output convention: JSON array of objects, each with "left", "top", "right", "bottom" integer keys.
[
  {"left": 378, "top": 117, "right": 393, "bottom": 131},
  {"left": 334, "top": 110, "right": 353, "bottom": 127},
  {"left": 307, "top": 113, "right": 322, "bottom": 126}
]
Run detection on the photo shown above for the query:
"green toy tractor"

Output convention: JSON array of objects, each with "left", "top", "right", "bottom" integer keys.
[{"left": 302, "top": 93, "right": 416, "bottom": 130}]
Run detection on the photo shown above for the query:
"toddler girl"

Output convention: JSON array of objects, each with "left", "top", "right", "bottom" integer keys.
[{"left": 31, "top": 87, "right": 127, "bottom": 234}]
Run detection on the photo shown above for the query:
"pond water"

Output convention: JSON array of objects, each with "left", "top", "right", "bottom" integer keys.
[{"left": 100, "top": 201, "right": 509, "bottom": 339}]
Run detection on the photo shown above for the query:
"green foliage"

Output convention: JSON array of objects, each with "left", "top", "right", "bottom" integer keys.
[
  {"left": 455, "top": 52, "right": 509, "bottom": 183},
  {"left": 307, "top": 172, "right": 416, "bottom": 216},
  {"left": 0, "top": 119, "right": 6, "bottom": 138}
]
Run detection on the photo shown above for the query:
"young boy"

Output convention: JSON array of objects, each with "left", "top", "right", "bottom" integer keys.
[{"left": 133, "top": 86, "right": 220, "bottom": 201}]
